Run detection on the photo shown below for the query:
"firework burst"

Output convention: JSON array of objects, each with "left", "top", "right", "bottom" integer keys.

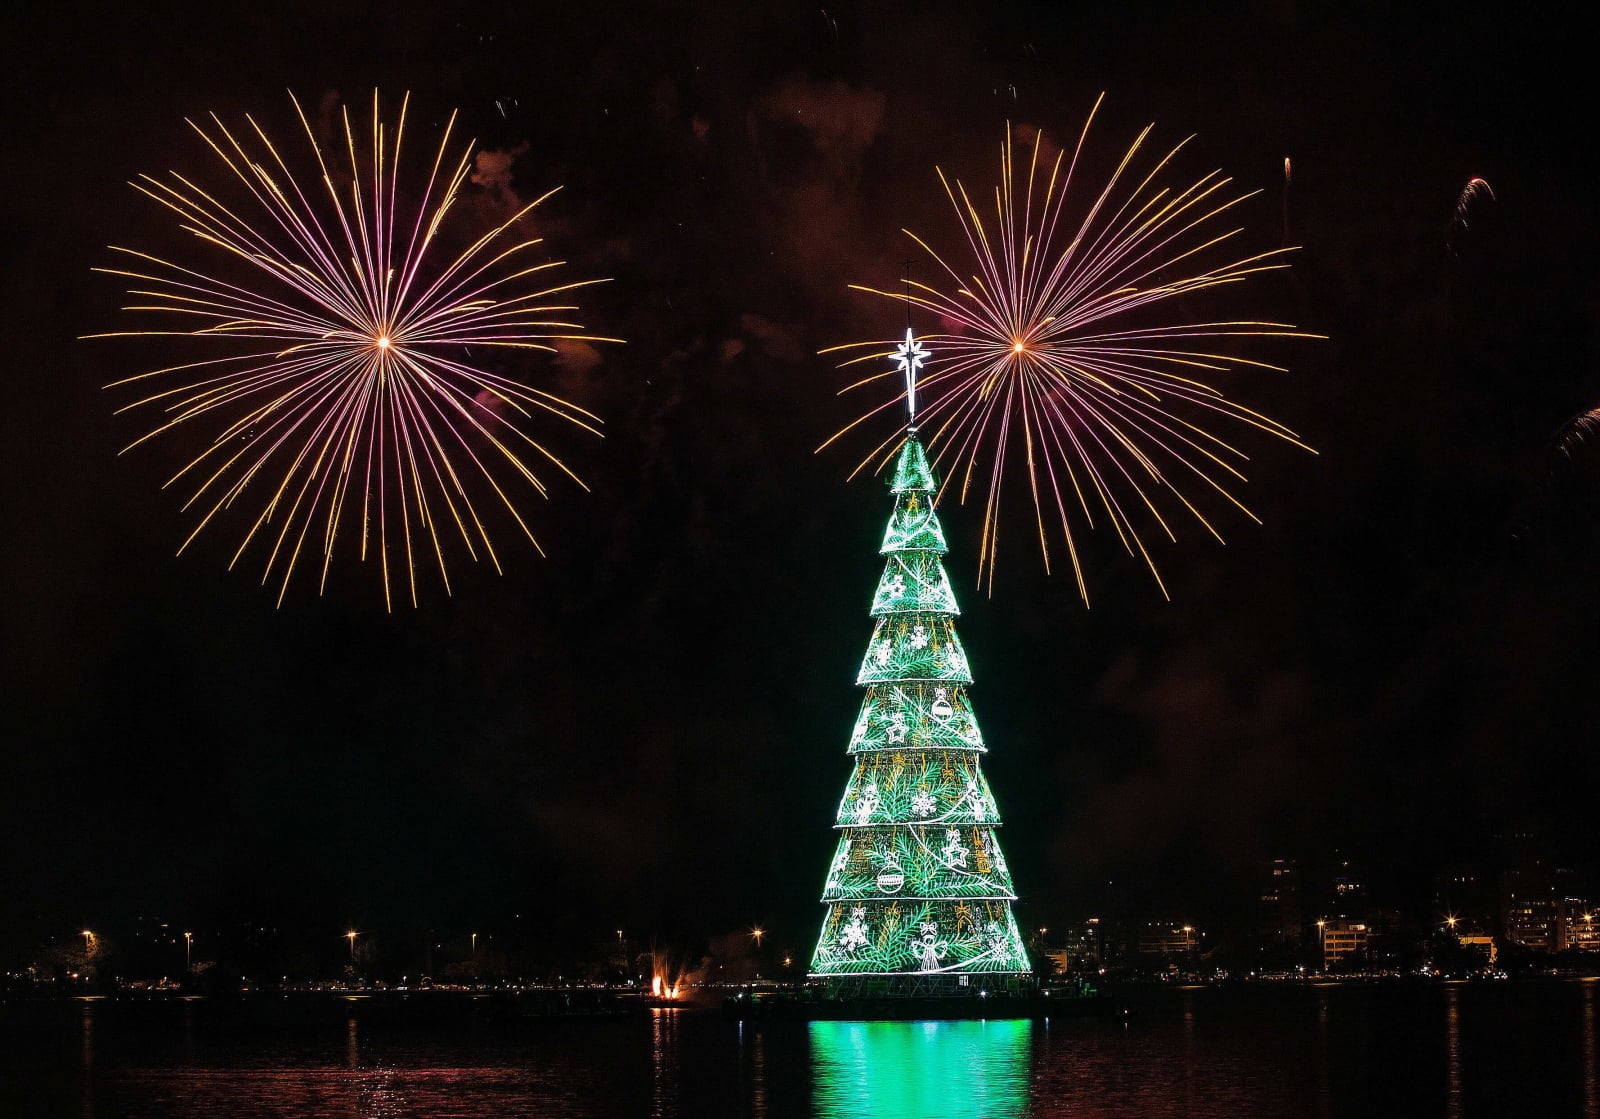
[
  {"left": 89, "top": 91, "right": 619, "bottom": 609},
  {"left": 822, "top": 96, "right": 1318, "bottom": 602}
]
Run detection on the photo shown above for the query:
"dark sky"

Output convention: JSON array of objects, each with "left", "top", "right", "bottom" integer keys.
[{"left": 3, "top": 2, "right": 1598, "bottom": 961}]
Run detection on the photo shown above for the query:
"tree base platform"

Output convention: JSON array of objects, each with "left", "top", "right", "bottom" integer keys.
[{"left": 722, "top": 978, "right": 1119, "bottom": 1021}]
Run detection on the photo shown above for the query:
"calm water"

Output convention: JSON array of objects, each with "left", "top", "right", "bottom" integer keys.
[{"left": 4, "top": 981, "right": 1598, "bottom": 1117}]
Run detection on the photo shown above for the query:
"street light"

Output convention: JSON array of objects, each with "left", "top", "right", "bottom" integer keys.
[
  {"left": 471, "top": 932, "right": 477, "bottom": 961},
  {"left": 752, "top": 927, "right": 765, "bottom": 947},
  {"left": 1316, "top": 919, "right": 1326, "bottom": 970},
  {"left": 184, "top": 931, "right": 193, "bottom": 972},
  {"left": 346, "top": 930, "right": 358, "bottom": 961}
]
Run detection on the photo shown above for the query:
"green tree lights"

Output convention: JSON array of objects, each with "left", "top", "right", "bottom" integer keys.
[{"left": 810, "top": 434, "right": 1031, "bottom": 984}]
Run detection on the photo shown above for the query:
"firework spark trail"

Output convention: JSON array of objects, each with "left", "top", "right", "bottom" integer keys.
[
  {"left": 1448, "top": 176, "right": 1495, "bottom": 253},
  {"left": 1453, "top": 176, "right": 1495, "bottom": 227},
  {"left": 821, "top": 96, "right": 1319, "bottom": 603},
  {"left": 88, "top": 91, "right": 620, "bottom": 609},
  {"left": 1282, "top": 156, "right": 1291, "bottom": 247},
  {"left": 1558, "top": 407, "right": 1600, "bottom": 462}
]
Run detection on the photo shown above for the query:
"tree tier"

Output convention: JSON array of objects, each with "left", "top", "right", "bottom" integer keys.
[
  {"left": 848, "top": 682, "right": 985, "bottom": 754},
  {"left": 811, "top": 899, "right": 1030, "bottom": 976},
  {"left": 888, "top": 435, "right": 937, "bottom": 494},
  {"left": 820, "top": 824, "right": 1015, "bottom": 902},
  {"left": 880, "top": 490, "right": 947, "bottom": 554},
  {"left": 857, "top": 614, "right": 971, "bottom": 684},
  {"left": 871, "top": 550, "right": 959, "bottom": 615},
  {"left": 834, "top": 751, "right": 1000, "bottom": 827}
]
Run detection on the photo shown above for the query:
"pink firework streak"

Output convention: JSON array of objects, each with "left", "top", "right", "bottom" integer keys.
[
  {"left": 88, "top": 91, "right": 620, "bottom": 609},
  {"left": 823, "top": 96, "right": 1319, "bottom": 603}
]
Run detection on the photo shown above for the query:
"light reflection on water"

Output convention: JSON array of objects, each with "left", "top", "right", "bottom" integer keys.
[
  {"left": 652, "top": 1007, "right": 680, "bottom": 1118},
  {"left": 1314, "top": 989, "right": 1331, "bottom": 1119},
  {"left": 11, "top": 981, "right": 1600, "bottom": 1118},
  {"left": 79, "top": 1000, "right": 94, "bottom": 1119},
  {"left": 1584, "top": 980, "right": 1598, "bottom": 1119},
  {"left": 1445, "top": 984, "right": 1462, "bottom": 1119},
  {"left": 735, "top": 1018, "right": 768, "bottom": 1119},
  {"left": 809, "top": 1020, "right": 1031, "bottom": 1119}
]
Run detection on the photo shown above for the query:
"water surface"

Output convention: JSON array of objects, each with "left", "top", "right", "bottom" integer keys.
[{"left": 4, "top": 980, "right": 1597, "bottom": 1117}]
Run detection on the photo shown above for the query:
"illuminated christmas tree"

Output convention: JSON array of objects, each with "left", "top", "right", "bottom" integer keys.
[{"left": 809, "top": 330, "right": 1031, "bottom": 992}]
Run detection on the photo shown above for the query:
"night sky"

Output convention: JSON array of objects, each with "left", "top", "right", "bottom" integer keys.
[{"left": 4, "top": 2, "right": 1598, "bottom": 962}]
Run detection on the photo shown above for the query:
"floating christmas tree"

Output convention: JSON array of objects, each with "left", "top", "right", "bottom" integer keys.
[{"left": 809, "top": 330, "right": 1031, "bottom": 992}]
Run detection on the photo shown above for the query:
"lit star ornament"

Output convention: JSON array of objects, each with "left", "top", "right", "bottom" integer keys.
[{"left": 894, "top": 327, "right": 929, "bottom": 423}]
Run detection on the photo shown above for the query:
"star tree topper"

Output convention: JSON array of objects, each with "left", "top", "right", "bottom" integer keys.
[{"left": 894, "top": 326, "right": 929, "bottom": 425}]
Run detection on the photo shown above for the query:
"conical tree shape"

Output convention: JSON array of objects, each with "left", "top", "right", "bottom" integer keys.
[{"left": 810, "top": 434, "right": 1031, "bottom": 984}]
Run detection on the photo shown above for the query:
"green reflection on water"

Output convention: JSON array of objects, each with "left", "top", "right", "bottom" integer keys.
[{"left": 809, "top": 1019, "right": 1032, "bottom": 1118}]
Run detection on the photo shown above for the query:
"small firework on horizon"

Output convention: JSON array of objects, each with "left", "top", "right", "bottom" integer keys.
[
  {"left": 823, "top": 95, "right": 1318, "bottom": 603},
  {"left": 89, "top": 91, "right": 620, "bottom": 609}
]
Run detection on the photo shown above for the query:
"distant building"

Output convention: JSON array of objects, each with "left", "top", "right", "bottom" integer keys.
[
  {"left": 1456, "top": 932, "right": 1497, "bottom": 966},
  {"left": 1320, "top": 919, "right": 1368, "bottom": 968},
  {"left": 1501, "top": 894, "right": 1600, "bottom": 954},
  {"left": 1328, "top": 852, "right": 1366, "bottom": 918},
  {"left": 1258, "top": 858, "right": 1301, "bottom": 945},
  {"left": 1049, "top": 918, "right": 1108, "bottom": 973},
  {"left": 1434, "top": 867, "right": 1496, "bottom": 936},
  {"left": 1363, "top": 908, "right": 1418, "bottom": 971},
  {"left": 1498, "top": 830, "right": 1582, "bottom": 950},
  {"left": 1139, "top": 922, "right": 1200, "bottom": 963},
  {"left": 1097, "top": 918, "right": 1129, "bottom": 971},
  {"left": 1521, "top": 898, "right": 1600, "bottom": 953},
  {"left": 1568, "top": 910, "right": 1600, "bottom": 952},
  {"left": 1505, "top": 891, "right": 1577, "bottom": 952}
]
